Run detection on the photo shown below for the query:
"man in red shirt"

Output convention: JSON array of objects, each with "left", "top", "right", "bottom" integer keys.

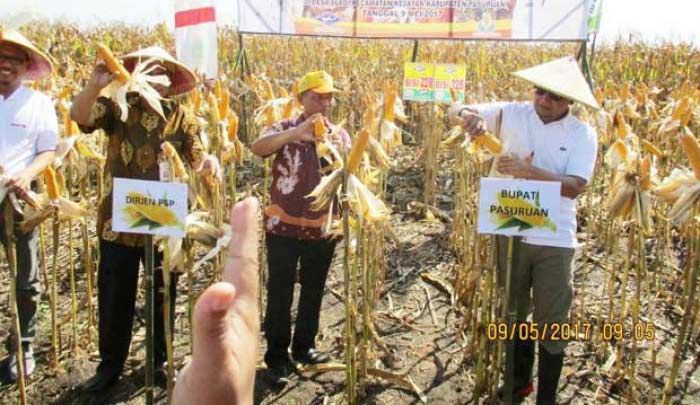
[{"left": 251, "top": 71, "right": 349, "bottom": 385}]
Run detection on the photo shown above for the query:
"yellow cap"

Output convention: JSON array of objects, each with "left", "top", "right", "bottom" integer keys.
[{"left": 297, "top": 71, "right": 341, "bottom": 95}]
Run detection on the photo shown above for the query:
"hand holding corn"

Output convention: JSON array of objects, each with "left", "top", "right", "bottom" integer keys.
[
  {"left": 295, "top": 113, "right": 324, "bottom": 143},
  {"left": 87, "top": 62, "right": 116, "bottom": 91}
]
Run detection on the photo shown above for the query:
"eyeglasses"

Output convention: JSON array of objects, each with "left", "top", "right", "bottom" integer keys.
[
  {"left": 534, "top": 87, "right": 565, "bottom": 102},
  {"left": 0, "top": 54, "right": 29, "bottom": 66}
]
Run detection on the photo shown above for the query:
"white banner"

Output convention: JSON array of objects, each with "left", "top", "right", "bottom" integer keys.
[
  {"left": 175, "top": 0, "right": 218, "bottom": 80},
  {"left": 236, "top": 0, "right": 597, "bottom": 41},
  {"left": 112, "top": 178, "right": 188, "bottom": 238},
  {"left": 477, "top": 178, "right": 561, "bottom": 237}
]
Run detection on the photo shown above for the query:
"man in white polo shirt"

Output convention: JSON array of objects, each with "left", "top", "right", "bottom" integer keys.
[
  {"left": 450, "top": 57, "right": 599, "bottom": 404},
  {"left": 0, "top": 30, "right": 57, "bottom": 381}
]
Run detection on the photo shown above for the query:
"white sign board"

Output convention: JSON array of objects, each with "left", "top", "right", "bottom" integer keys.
[
  {"left": 477, "top": 178, "right": 561, "bottom": 237},
  {"left": 112, "top": 178, "right": 188, "bottom": 238}
]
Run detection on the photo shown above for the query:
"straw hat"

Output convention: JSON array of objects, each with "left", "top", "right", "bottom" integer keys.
[
  {"left": 512, "top": 57, "right": 599, "bottom": 110},
  {"left": 120, "top": 46, "right": 196, "bottom": 95},
  {"left": 0, "top": 29, "right": 53, "bottom": 80}
]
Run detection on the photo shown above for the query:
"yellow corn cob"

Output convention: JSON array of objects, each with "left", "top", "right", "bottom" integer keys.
[
  {"left": 264, "top": 105, "right": 276, "bottom": 127},
  {"left": 162, "top": 142, "right": 188, "bottom": 180},
  {"left": 314, "top": 117, "right": 326, "bottom": 139},
  {"left": 191, "top": 87, "right": 202, "bottom": 112},
  {"left": 680, "top": 128, "right": 700, "bottom": 180},
  {"left": 43, "top": 166, "right": 61, "bottom": 200},
  {"left": 280, "top": 99, "right": 293, "bottom": 119},
  {"left": 474, "top": 133, "right": 503, "bottom": 154},
  {"left": 63, "top": 109, "right": 76, "bottom": 136},
  {"left": 228, "top": 112, "right": 239, "bottom": 142},
  {"left": 672, "top": 97, "right": 690, "bottom": 121},
  {"left": 208, "top": 93, "right": 220, "bottom": 123},
  {"left": 642, "top": 139, "right": 664, "bottom": 158},
  {"left": 639, "top": 156, "right": 652, "bottom": 190},
  {"left": 278, "top": 86, "right": 289, "bottom": 99},
  {"left": 75, "top": 139, "right": 105, "bottom": 162},
  {"left": 214, "top": 80, "right": 222, "bottom": 100},
  {"left": 449, "top": 88, "right": 458, "bottom": 103},
  {"left": 383, "top": 83, "right": 397, "bottom": 122},
  {"left": 262, "top": 80, "right": 275, "bottom": 100},
  {"left": 614, "top": 112, "right": 630, "bottom": 139},
  {"left": 218, "top": 88, "right": 230, "bottom": 121},
  {"left": 610, "top": 139, "right": 629, "bottom": 163},
  {"left": 347, "top": 128, "right": 371, "bottom": 174},
  {"left": 57, "top": 87, "right": 72, "bottom": 101},
  {"left": 96, "top": 43, "right": 130, "bottom": 83}
]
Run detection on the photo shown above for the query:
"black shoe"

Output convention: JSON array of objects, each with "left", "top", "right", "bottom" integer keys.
[
  {"left": 536, "top": 347, "right": 564, "bottom": 405},
  {"left": 83, "top": 371, "right": 120, "bottom": 394},
  {"left": 266, "top": 363, "right": 293, "bottom": 386},
  {"left": 292, "top": 348, "right": 330, "bottom": 365}
]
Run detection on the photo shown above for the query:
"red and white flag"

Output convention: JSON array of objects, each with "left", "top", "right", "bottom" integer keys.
[{"left": 174, "top": 0, "right": 218, "bottom": 80}]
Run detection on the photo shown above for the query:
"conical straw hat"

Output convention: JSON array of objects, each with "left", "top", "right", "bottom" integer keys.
[
  {"left": 0, "top": 29, "right": 53, "bottom": 80},
  {"left": 120, "top": 46, "right": 197, "bottom": 95},
  {"left": 512, "top": 56, "right": 599, "bottom": 110}
]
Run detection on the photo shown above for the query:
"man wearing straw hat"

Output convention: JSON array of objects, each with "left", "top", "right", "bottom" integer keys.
[
  {"left": 71, "top": 46, "right": 220, "bottom": 394},
  {"left": 449, "top": 57, "right": 599, "bottom": 404},
  {"left": 251, "top": 70, "right": 349, "bottom": 385},
  {"left": 0, "top": 30, "right": 57, "bottom": 382}
]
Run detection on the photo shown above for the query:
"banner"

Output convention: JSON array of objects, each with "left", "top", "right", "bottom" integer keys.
[
  {"left": 175, "top": 0, "right": 218, "bottom": 79},
  {"left": 237, "top": 0, "right": 597, "bottom": 41},
  {"left": 112, "top": 178, "right": 188, "bottom": 238},
  {"left": 587, "top": 0, "right": 604, "bottom": 34},
  {"left": 403, "top": 63, "right": 465, "bottom": 103},
  {"left": 477, "top": 178, "right": 561, "bottom": 237}
]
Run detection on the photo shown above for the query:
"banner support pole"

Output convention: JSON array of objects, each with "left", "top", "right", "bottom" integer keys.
[{"left": 144, "top": 234, "right": 155, "bottom": 405}]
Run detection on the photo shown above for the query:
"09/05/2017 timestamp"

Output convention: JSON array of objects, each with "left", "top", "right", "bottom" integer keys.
[{"left": 487, "top": 322, "right": 656, "bottom": 342}]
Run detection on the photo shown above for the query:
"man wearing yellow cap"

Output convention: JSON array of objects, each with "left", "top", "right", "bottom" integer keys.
[
  {"left": 0, "top": 30, "right": 57, "bottom": 382},
  {"left": 449, "top": 57, "right": 599, "bottom": 404},
  {"left": 251, "top": 70, "right": 349, "bottom": 385},
  {"left": 71, "top": 46, "right": 220, "bottom": 394}
]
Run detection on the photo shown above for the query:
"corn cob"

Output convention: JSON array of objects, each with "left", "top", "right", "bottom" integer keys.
[
  {"left": 383, "top": 83, "right": 397, "bottom": 122},
  {"left": 191, "top": 86, "right": 202, "bottom": 112},
  {"left": 208, "top": 93, "right": 220, "bottom": 123},
  {"left": 347, "top": 128, "right": 371, "bottom": 174},
  {"left": 227, "top": 112, "right": 239, "bottom": 142},
  {"left": 473, "top": 133, "right": 503, "bottom": 154},
  {"left": 96, "top": 43, "right": 130, "bottom": 83},
  {"left": 642, "top": 139, "right": 664, "bottom": 158},
  {"left": 218, "top": 88, "right": 229, "bottom": 121},
  {"left": 43, "top": 166, "right": 61, "bottom": 200},
  {"left": 640, "top": 156, "right": 652, "bottom": 190},
  {"left": 680, "top": 128, "right": 700, "bottom": 180},
  {"left": 262, "top": 80, "right": 275, "bottom": 100},
  {"left": 282, "top": 99, "right": 294, "bottom": 119},
  {"left": 162, "top": 142, "right": 189, "bottom": 181},
  {"left": 314, "top": 117, "right": 326, "bottom": 139}
]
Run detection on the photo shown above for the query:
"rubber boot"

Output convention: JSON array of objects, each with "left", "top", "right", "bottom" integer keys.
[{"left": 498, "top": 334, "right": 535, "bottom": 402}]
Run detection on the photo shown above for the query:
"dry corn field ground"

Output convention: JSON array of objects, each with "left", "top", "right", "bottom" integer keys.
[{"left": 1, "top": 24, "right": 700, "bottom": 404}]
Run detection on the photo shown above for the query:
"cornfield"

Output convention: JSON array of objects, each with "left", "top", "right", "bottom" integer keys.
[{"left": 0, "top": 22, "right": 699, "bottom": 404}]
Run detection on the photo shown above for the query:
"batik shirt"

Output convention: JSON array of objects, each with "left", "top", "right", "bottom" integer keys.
[
  {"left": 80, "top": 94, "right": 204, "bottom": 247},
  {"left": 262, "top": 115, "right": 350, "bottom": 240}
]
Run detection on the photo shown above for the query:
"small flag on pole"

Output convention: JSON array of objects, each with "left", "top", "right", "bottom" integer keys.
[{"left": 175, "top": 0, "right": 218, "bottom": 80}]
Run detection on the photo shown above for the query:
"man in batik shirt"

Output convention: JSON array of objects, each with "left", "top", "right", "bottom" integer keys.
[{"left": 71, "top": 46, "right": 219, "bottom": 394}]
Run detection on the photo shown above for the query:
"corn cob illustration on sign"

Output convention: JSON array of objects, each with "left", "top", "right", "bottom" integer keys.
[
  {"left": 112, "top": 178, "right": 188, "bottom": 238},
  {"left": 477, "top": 178, "right": 561, "bottom": 237}
]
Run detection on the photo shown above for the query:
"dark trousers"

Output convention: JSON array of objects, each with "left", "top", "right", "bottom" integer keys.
[
  {"left": 0, "top": 210, "right": 41, "bottom": 348},
  {"left": 97, "top": 239, "right": 177, "bottom": 376},
  {"left": 263, "top": 233, "right": 337, "bottom": 367}
]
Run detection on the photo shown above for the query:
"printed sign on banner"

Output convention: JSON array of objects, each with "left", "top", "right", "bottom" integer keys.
[
  {"left": 403, "top": 63, "right": 435, "bottom": 102},
  {"left": 112, "top": 178, "right": 188, "bottom": 238},
  {"left": 403, "top": 63, "right": 465, "bottom": 103},
  {"left": 477, "top": 178, "right": 561, "bottom": 238},
  {"left": 433, "top": 64, "right": 466, "bottom": 103},
  {"left": 237, "top": 0, "right": 597, "bottom": 41}
]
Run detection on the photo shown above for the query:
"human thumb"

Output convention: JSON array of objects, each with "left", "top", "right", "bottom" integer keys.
[{"left": 191, "top": 282, "right": 237, "bottom": 361}]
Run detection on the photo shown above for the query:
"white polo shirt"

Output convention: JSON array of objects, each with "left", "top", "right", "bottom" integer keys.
[
  {"left": 471, "top": 102, "right": 598, "bottom": 248},
  {"left": 0, "top": 85, "right": 58, "bottom": 176}
]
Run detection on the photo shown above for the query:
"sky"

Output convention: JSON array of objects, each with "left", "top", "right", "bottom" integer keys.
[{"left": 0, "top": 0, "right": 698, "bottom": 45}]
